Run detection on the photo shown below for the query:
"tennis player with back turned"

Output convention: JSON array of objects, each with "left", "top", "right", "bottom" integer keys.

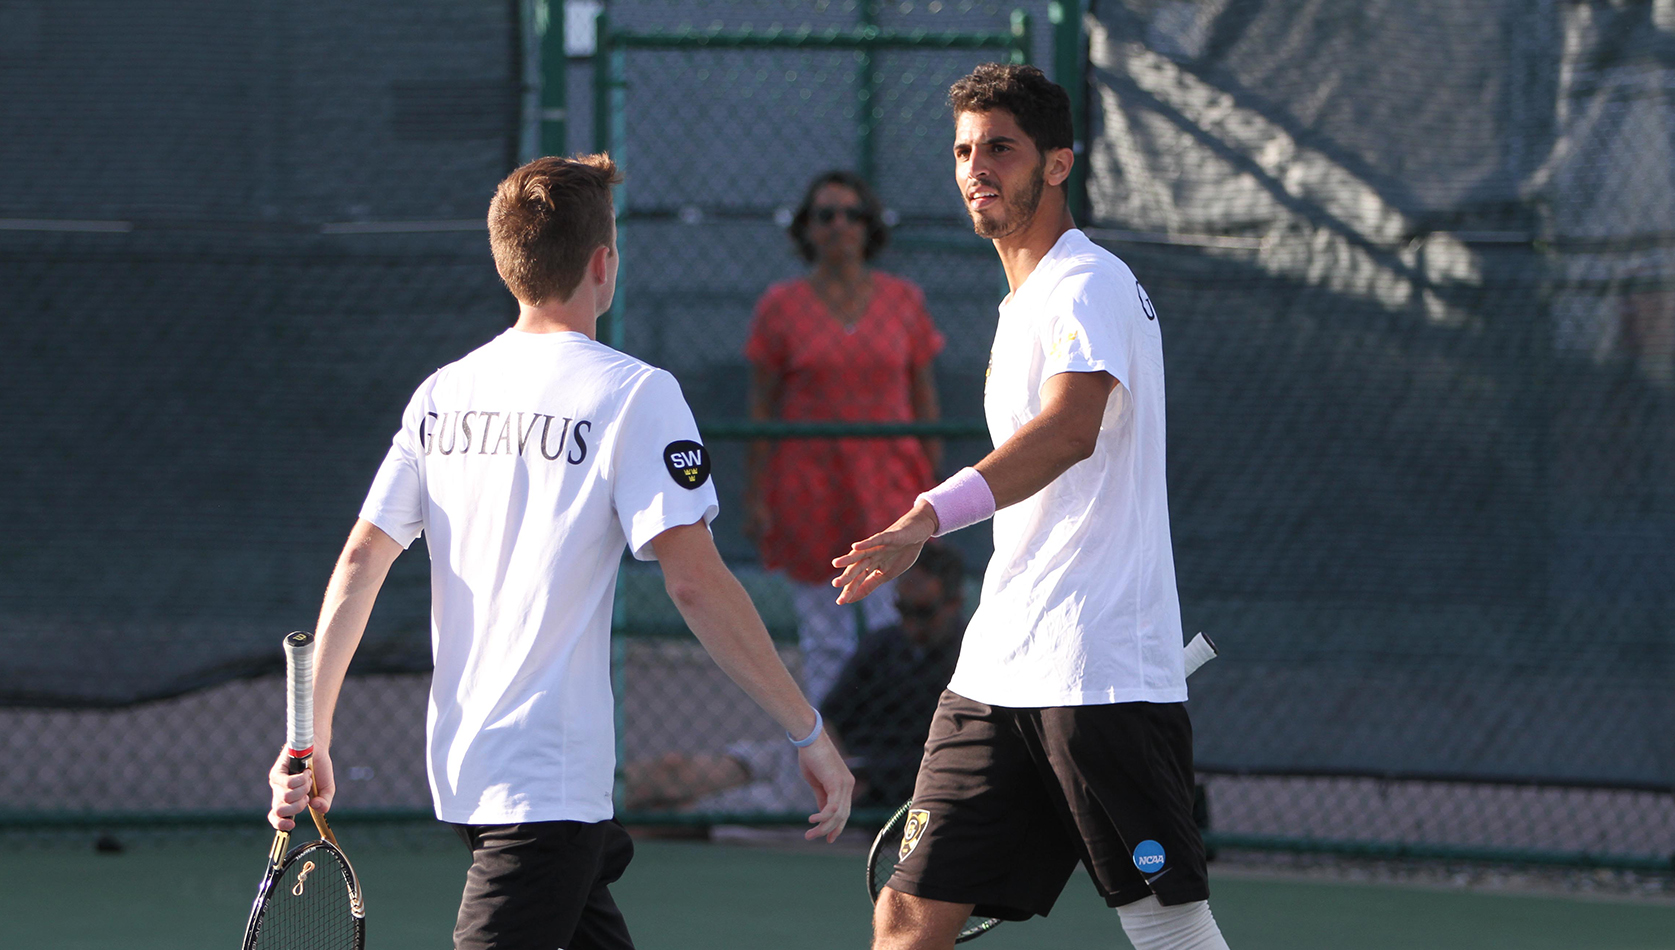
[
  {"left": 832, "top": 64, "right": 1231, "bottom": 950},
  {"left": 267, "top": 154, "right": 852, "bottom": 950}
]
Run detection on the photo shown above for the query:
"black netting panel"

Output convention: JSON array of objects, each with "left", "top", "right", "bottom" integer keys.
[
  {"left": 5, "top": 0, "right": 1672, "bottom": 868},
  {"left": 1, "top": 1, "right": 521, "bottom": 705},
  {"left": 1090, "top": 0, "right": 1675, "bottom": 785}
]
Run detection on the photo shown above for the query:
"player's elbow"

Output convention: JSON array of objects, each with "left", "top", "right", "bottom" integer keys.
[
  {"left": 662, "top": 565, "right": 721, "bottom": 614},
  {"left": 339, "top": 520, "right": 403, "bottom": 572},
  {"left": 1061, "top": 429, "right": 1099, "bottom": 464},
  {"left": 649, "top": 521, "right": 729, "bottom": 612},
  {"left": 664, "top": 579, "right": 703, "bottom": 613}
]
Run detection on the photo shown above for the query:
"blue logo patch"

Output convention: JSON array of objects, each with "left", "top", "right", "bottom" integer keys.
[{"left": 1132, "top": 839, "right": 1166, "bottom": 874}]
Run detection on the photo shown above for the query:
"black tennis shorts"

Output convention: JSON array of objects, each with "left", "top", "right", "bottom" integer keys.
[
  {"left": 887, "top": 690, "right": 1208, "bottom": 920},
  {"left": 452, "top": 818, "right": 636, "bottom": 950}
]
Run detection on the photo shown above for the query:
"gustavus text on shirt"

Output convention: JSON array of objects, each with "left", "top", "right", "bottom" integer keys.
[{"left": 421, "top": 410, "right": 593, "bottom": 464}]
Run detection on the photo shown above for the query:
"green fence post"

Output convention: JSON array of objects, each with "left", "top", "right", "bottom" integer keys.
[
  {"left": 1010, "top": 8, "right": 1032, "bottom": 65},
  {"left": 592, "top": 8, "right": 610, "bottom": 157},
  {"left": 1006, "top": 9, "right": 1035, "bottom": 297},
  {"left": 539, "top": 0, "right": 566, "bottom": 157},
  {"left": 606, "top": 39, "right": 627, "bottom": 350},
  {"left": 857, "top": 0, "right": 881, "bottom": 182},
  {"left": 593, "top": 8, "right": 628, "bottom": 350},
  {"left": 1048, "top": 0, "right": 1086, "bottom": 221}
]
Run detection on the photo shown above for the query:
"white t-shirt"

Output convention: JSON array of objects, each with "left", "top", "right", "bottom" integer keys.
[
  {"left": 947, "top": 229, "right": 1187, "bottom": 707},
  {"left": 360, "top": 329, "right": 718, "bottom": 825}
]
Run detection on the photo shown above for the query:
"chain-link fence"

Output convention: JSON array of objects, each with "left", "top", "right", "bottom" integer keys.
[
  {"left": 3, "top": 0, "right": 1673, "bottom": 873},
  {"left": 591, "top": 1, "right": 1063, "bottom": 831},
  {"left": 1076, "top": 0, "right": 1675, "bottom": 866},
  {"left": 0, "top": 0, "right": 1051, "bottom": 819}
]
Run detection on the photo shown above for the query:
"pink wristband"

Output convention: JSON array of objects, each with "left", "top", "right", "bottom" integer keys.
[{"left": 917, "top": 467, "right": 996, "bottom": 537}]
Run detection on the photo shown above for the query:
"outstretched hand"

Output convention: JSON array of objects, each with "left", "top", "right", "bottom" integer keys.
[{"left": 831, "top": 501, "right": 938, "bottom": 605}]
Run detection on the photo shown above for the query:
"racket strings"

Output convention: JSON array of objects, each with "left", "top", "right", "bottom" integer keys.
[{"left": 251, "top": 849, "right": 360, "bottom": 950}]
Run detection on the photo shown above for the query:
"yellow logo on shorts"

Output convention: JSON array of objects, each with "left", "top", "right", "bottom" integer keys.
[{"left": 898, "top": 809, "right": 931, "bottom": 861}]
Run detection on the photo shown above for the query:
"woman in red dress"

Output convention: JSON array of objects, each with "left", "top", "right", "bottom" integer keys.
[{"left": 744, "top": 171, "right": 944, "bottom": 705}]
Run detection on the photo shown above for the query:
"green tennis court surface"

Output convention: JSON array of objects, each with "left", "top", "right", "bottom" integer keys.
[{"left": 8, "top": 832, "right": 1672, "bottom": 949}]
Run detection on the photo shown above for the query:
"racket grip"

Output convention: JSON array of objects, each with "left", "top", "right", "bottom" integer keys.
[
  {"left": 282, "top": 631, "right": 339, "bottom": 846},
  {"left": 282, "top": 755, "right": 338, "bottom": 845},
  {"left": 283, "top": 631, "right": 316, "bottom": 757},
  {"left": 1184, "top": 632, "right": 1218, "bottom": 677}
]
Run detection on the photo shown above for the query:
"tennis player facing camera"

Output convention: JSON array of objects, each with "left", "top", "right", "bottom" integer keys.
[
  {"left": 833, "top": 65, "right": 1231, "bottom": 950},
  {"left": 267, "top": 154, "right": 852, "bottom": 950}
]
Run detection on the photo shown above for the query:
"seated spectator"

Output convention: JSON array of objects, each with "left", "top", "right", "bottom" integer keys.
[
  {"left": 622, "top": 543, "right": 966, "bottom": 813},
  {"left": 820, "top": 541, "right": 965, "bottom": 807}
]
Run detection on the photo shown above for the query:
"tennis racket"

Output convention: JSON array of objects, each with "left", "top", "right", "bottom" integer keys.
[
  {"left": 1182, "top": 631, "right": 1217, "bottom": 677},
  {"left": 242, "top": 631, "right": 366, "bottom": 950},
  {"left": 868, "top": 800, "right": 1002, "bottom": 942},
  {"left": 865, "top": 632, "right": 1220, "bottom": 942}
]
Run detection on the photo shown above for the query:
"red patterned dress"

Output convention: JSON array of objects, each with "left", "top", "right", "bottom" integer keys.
[{"left": 745, "top": 272, "right": 944, "bottom": 584}]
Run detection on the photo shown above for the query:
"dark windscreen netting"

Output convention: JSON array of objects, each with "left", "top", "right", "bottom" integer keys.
[
  {"left": 0, "top": 0, "right": 525, "bottom": 704},
  {"left": 5, "top": 0, "right": 1673, "bottom": 855},
  {"left": 0, "top": 0, "right": 1037, "bottom": 710},
  {"left": 1089, "top": 0, "right": 1675, "bottom": 785}
]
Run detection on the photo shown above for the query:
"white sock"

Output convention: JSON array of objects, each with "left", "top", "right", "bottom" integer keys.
[{"left": 1116, "top": 896, "right": 1230, "bottom": 950}]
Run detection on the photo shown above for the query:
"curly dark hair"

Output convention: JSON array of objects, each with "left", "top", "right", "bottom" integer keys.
[
  {"left": 947, "top": 63, "right": 1074, "bottom": 157},
  {"left": 788, "top": 170, "right": 890, "bottom": 263}
]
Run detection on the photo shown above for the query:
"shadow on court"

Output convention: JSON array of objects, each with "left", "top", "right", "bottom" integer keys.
[{"left": 5, "top": 831, "right": 1673, "bottom": 949}]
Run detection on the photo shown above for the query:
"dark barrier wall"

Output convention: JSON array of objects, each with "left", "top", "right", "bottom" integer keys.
[
  {"left": 1088, "top": 0, "right": 1675, "bottom": 785},
  {"left": 0, "top": 0, "right": 524, "bottom": 702},
  {"left": 0, "top": 0, "right": 1049, "bottom": 705},
  {"left": 4, "top": 0, "right": 1671, "bottom": 797}
]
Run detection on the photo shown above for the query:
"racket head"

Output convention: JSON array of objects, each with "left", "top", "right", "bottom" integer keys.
[
  {"left": 867, "top": 801, "right": 1002, "bottom": 944},
  {"left": 243, "top": 837, "right": 365, "bottom": 950}
]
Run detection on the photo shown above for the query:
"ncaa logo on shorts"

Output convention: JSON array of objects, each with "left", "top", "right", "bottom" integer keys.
[
  {"left": 1132, "top": 840, "right": 1166, "bottom": 874},
  {"left": 898, "top": 809, "right": 931, "bottom": 861}
]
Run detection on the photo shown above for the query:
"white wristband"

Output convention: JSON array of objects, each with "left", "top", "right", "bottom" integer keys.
[
  {"left": 787, "top": 709, "right": 823, "bottom": 748},
  {"left": 916, "top": 467, "right": 997, "bottom": 537}
]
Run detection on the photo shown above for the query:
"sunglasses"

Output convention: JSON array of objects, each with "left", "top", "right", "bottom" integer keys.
[
  {"left": 896, "top": 601, "right": 944, "bottom": 622},
  {"left": 812, "top": 205, "right": 869, "bottom": 225}
]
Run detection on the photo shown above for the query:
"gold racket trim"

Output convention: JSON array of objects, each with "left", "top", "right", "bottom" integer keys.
[
  {"left": 300, "top": 754, "right": 340, "bottom": 847},
  {"left": 267, "top": 829, "right": 290, "bottom": 870}
]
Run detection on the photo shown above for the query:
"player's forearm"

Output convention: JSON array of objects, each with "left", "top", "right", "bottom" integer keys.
[
  {"left": 652, "top": 521, "right": 819, "bottom": 735},
  {"left": 667, "top": 568, "right": 818, "bottom": 737},
  {"left": 973, "top": 411, "right": 1095, "bottom": 510},
  {"left": 970, "top": 371, "right": 1112, "bottom": 510},
  {"left": 311, "top": 519, "right": 402, "bottom": 746}
]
